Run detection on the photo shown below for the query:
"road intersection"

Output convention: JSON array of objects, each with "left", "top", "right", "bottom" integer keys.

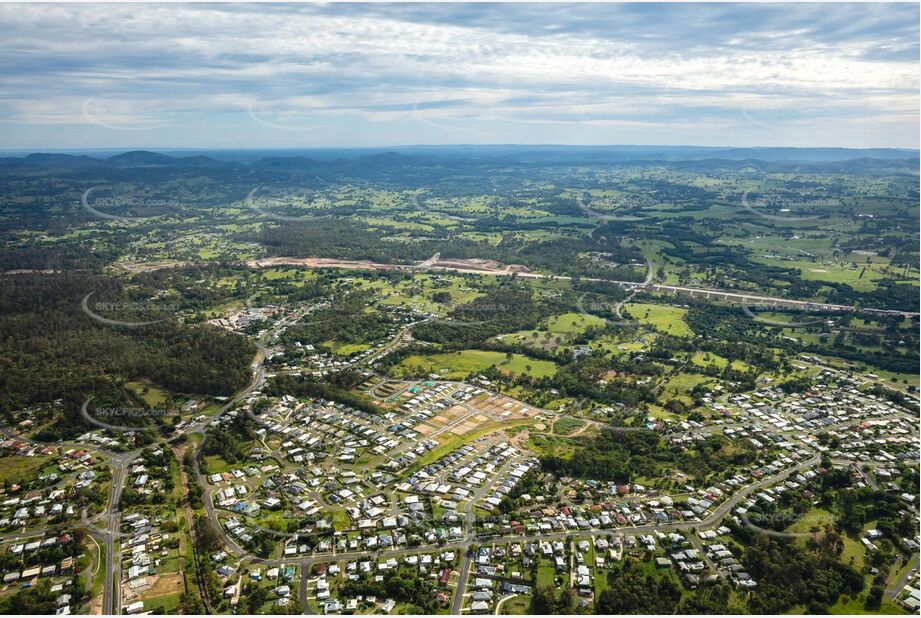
[{"left": 1, "top": 292, "right": 916, "bottom": 615}]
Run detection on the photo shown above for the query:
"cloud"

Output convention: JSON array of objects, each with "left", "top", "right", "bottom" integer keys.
[{"left": 0, "top": 2, "right": 916, "bottom": 148}]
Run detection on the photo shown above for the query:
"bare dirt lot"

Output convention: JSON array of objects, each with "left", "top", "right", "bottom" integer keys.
[
  {"left": 452, "top": 413, "right": 490, "bottom": 435},
  {"left": 473, "top": 394, "right": 533, "bottom": 419},
  {"left": 141, "top": 573, "right": 184, "bottom": 599}
]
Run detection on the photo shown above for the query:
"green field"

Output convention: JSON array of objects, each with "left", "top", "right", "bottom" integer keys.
[
  {"left": 405, "top": 418, "right": 534, "bottom": 473},
  {"left": 546, "top": 312, "right": 606, "bottom": 334},
  {"left": 0, "top": 454, "right": 53, "bottom": 484},
  {"left": 625, "top": 302, "right": 692, "bottom": 336},
  {"left": 659, "top": 372, "right": 716, "bottom": 404},
  {"left": 396, "top": 349, "right": 558, "bottom": 379},
  {"left": 203, "top": 454, "right": 236, "bottom": 475},
  {"left": 125, "top": 380, "right": 171, "bottom": 407},
  {"left": 502, "top": 596, "right": 531, "bottom": 614},
  {"left": 785, "top": 508, "right": 835, "bottom": 534},
  {"left": 552, "top": 417, "right": 586, "bottom": 436},
  {"left": 334, "top": 343, "right": 370, "bottom": 356},
  {"left": 142, "top": 592, "right": 182, "bottom": 614},
  {"left": 751, "top": 255, "right": 915, "bottom": 293},
  {"left": 691, "top": 351, "right": 749, "bottom": 371}
]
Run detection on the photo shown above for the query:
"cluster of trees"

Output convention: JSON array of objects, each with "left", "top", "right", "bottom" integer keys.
[
  {"left": 0, "top": 531, "right": 84, "bottom": 572},
  {"left": 528, "top": 585, "right": 581, "bottom": 614},
  {"left": 803, "top": 337, "right": 918, "bottom": 375},
  {"left": 0, "top": 273, "right": 255, "bottom": 418},
  {"left": 0, "top": 578, "right": 60, "bottom": 614},
  {"left": 281, "top": 291, "right": 393, "bottom": 348},
  {"left": 742, "top": 535, "right": 864, "bottom": 613},
  {"left": 497, "top": 468, "right": 545, "bottom": 514},
  {"left": 258, "top": 199, "right": 647, "bottom": 282},
  {"left": 542, "top": 429, "right": 758, "bottom": 485},
  {"left": 202, "top": 414, "right": 254, "bottom": 467},
  {"left": 826, "top": 279, "right": 919, "bottom": 313},
  {"left": 191, "top": 513, "right": 224, "bottom": 611},
  {"left": 685, "top": 299, "right": 918, "bottom": 376},
  {"left": 537, "top": 353, "right": 660, "bottom": 408},
  {"left": 266, "top": 370, "right": 380, "bottom": 416},
  {"left": 243, "top": 531, "right": 277, "bottom": 559},
  {"left": 595, "top": 559, "right": 683, "bottom": 614},
  {"left": 413, "top": 284, "right": 557, "bottom": 345},
  {"left": 258, "top": 218, "right": 436, "bottom": 264},
  {"left": 531, "top": 562, "right": 737, "bottom": 615},
  {"left": 183, "top": 450, "right": 204, "bottom": 509},
  {"left": 837, "top": 486, "right": 917, "bottom": 536},
  {"left": 541, "top": 429, "right": 661, "bottom": 484},
  {"left": 71, "top": 467, "right": 111, "bottom": 514},
  {"left": 240, "top": 581, "right": 301, "bottom": 614}
]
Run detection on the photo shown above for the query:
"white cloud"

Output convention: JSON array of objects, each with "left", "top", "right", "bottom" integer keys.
[{"left": 0, "top": 3, "right": 916, "bottom": 148}]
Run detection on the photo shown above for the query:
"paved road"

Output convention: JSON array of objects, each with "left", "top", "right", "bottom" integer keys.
[
  {"left": 1, "top": 308, "right": 290, "bottom": 613},
  {"left": 689, "top": 533, "right": 724, "bottom": 579},
  {"left": 0, "top": 423, "right": 138, "bottom": 615},
  {"left": 2, "top": 269, "right": 895, "bottom": 617},
  {"left": 173, "top": 315, "right": 824, "bottom": 617},
  {"left": 240, "top": 256, "right": 918, "bottom": 318},
  {"left": 300, "top": 564, "right": 312, "bottom": 614},
  {"left": 646, "top": 283, "right": 914, "bottom": 316},
  {"left": 214, "top": 455, "right": 821, "bottom": 572},
  {"left": 451, "top": 550, "right": 472, "bottom": 615},
  {"left": 450, "top": 455, "right": 526, "bottom": 614},
  {"left": 886, "top": 554, "right": 920, "bottom": 600},
  {"left": 202, "top": 447, "right": 811, "bottom": 617},
  {"left": 102, "top": 459, "right": 127, "bottom": 615}
]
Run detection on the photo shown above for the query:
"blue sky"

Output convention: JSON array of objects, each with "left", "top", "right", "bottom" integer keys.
[{"left": 0, "top": 2, "right": 917, "bottom": 149}]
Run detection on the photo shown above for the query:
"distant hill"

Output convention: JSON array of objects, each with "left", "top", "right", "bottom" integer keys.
[
  {"left": 701, "top": 147, "right": 917, "bottom": 162},
  {"left": 107, "top": 150, "right": 176, "bottom": 166},
  {"left": 0, "top": 146, "right": 916, "bottom": 179}
]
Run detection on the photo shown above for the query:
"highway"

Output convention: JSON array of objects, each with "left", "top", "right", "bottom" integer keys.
[
  {"left": 257, "top": 256, "right": 919, "bottom": 318},
  {"left": 101, "top": 457, "right": 128, "bottom": 615},
  {"left": 16, "top": 321, "right": 826, "bottom": 616},
  {"left": 132, "top": 256, "right": 919, "bottom": 318},
  {"left": 1, "top": 332, "right": 911, "bottom": 617},
  {"left": 1, "top": 271, "right": 913, "bottom": 615}
]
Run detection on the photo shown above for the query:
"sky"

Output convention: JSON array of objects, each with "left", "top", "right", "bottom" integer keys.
[{"left": 0, "top": 2, "right": 918, "bottom": 150}]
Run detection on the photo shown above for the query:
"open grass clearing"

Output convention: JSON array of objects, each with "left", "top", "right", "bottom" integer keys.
[
  {"left": 396, "top": 349, "right": 558, "bottom": 380},
  {"left": 624, "top": 302, "right": 692, "bottom": 337}
]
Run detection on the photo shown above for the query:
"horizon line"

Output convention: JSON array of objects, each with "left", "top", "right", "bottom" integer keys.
[{"left": 2, "top": 144, "right": 919, "bottom": 154}]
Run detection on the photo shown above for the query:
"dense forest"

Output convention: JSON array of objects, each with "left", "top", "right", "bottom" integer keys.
[
  {"left": 0, "top": 273, "right": 255, "bottom": 417},
  {"left": 540, "top": 429, "right": 759, "bottom": 484}
]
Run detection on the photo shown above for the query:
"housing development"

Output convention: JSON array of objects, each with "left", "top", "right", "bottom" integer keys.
[
  {"left": 0, "top": 3, "right": 919, "bottom": 616},
  {"left": 1, "top": 237, "right": 918, "bottom": 614}
]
